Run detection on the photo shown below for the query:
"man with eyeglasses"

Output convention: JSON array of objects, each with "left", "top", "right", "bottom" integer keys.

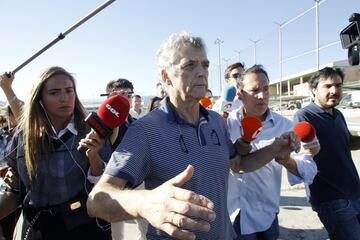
[
  {"left": 87, "top": 32, "right": 301, "bottom": 240},
  {"left": 227, "top": 65, "right": 318, "bottom": 240},
  {"left": 212, "top": 62, "right": 245, "bottom": 115},
  {"left": 102, "top": 78, "right": 148, "bottom": 240}
]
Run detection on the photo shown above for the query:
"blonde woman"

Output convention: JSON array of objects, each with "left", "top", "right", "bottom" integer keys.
[{"left": 0, "top": 66, "right": 112, "bottom": 240}]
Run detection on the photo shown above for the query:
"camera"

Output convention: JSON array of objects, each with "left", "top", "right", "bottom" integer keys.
[{"left": 340, "top": 13, "right": 360, "bottom": 65}]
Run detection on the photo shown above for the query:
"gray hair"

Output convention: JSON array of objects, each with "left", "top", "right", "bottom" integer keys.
[{"left": 155, "top": 31, "right": 207, "bottom": 72}]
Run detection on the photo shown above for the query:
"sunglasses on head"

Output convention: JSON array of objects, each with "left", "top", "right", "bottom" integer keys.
[{"left": 100, "top": 90, "right": 134, "bottom": 98}]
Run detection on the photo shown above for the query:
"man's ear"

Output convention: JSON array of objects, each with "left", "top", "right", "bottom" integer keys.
[
  {"left": 310, "top": 87, "right": 317, "bottom": 97},
  {"left": 237, "top": 89, "right": 243, "bottom": 100},
  {"left": 161, "top": 69, "right": 172, "bottom": 86}
]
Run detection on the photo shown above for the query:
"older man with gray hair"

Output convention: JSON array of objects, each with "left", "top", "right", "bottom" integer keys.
[{"left": 87, "top": 31, "right": 299, "bottom": 240}]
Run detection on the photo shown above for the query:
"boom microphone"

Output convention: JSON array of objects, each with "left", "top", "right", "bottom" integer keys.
[
  {"left": 293, "top": 121, "right": 319, "bottom": 149},
  {"left": 240, "top": 115, "right": 262, "bottom": 143},
  {"left": 199, "top": 97, "right": 212, "bottom": 109},
  {"left": 77, "top": 95, "right": 130, "bottom": 151},
  {"left": 220, "top": 85, "right": 237, "bottom": 112}
]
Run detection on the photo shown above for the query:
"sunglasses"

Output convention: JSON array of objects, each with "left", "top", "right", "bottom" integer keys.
[
  {"left": 230, "top": 73, "right": 242, "bottom": 79},
  {"left": 100, "top": 90, "right": 134, "bottom": 98}
]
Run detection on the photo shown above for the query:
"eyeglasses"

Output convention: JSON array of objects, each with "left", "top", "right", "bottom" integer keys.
[{"left": 230, "top": 73, "right": 242, "bottom": 79}]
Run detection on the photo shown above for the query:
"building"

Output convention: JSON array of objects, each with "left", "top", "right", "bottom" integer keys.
[{"left": 269, "top": 60, "right": 360, "bottom": 110}]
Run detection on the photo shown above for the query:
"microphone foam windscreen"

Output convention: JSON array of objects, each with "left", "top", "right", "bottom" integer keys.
[
  {"left": 241, "top": 115, "right": 262, "bottom": 142},
  {"left": 221, "top": 85, "right": 237, "bottom": 101},
  {"left": 199, "top": 97, "right": 212, "bottom": 108},
  {"left": 97, "top": 95, "right": 130, "bottom": 129},
  {"left": 293, "top": 121, "right": 316, "bottom": 143}
]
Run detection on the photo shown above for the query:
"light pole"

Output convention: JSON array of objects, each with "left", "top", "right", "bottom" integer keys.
[
  {"left": 209, "top": 68, "right": 214, "bottom": 91},
  {"left": 234, "top": 50, "right": 241, "bottom": 62},
  {"left": 214, "top": 38, "right": 224, "bottom": 94},
  {"left": 249, "top": 39, "right": 261, "bottom": 64},
  {"left": 222, "top": 58, "right": 230, "bottom": 68},
  {"left": 274, "top": 21, "right": 286, "bottom": 113},
  {"left": 314, "top": 0, "right": 320, "bottom": 70}
]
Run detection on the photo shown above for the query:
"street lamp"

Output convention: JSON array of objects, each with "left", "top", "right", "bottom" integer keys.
[
  {"left": 249, "top": 38, "right": 261, "bottom": 64},
  {"left": 214, "top": 38, "right": 224, "bottom": 94},
  {"left": 314, "top": 0, "right": 321, "bottom": 70},
  {"left": 274, "top": 21, "right": 286, "bottom": 113}
]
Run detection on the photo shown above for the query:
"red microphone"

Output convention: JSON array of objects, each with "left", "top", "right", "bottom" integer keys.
[
  {"left": 240, "top": 115, "right": 262, "bottom": 143},
  {"left": 199, "top": 97, "right": 212, "bottom": 108},
  {"left": 293, "top": 121, "right": 319, "bottom": 149},
  {"left": 77, "top": 95, "right": 130, "bottom": 150}
]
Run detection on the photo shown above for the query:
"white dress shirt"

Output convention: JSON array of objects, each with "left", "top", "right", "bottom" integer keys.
[
  {"left": 227, "top": 108, "right": 317, "bottom": 234},
  {"left": 129, "top": 108, "right": 146, "bottom": 119},
  {"left": 212, "top": 96, "right": 242, "bottom": 112}
]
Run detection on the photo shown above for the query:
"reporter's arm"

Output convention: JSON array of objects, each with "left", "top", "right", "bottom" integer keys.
[
  {"left": 0, "top": 72, "right": 24, "bottom": 121},
  {"left": 230, "top": 141, "right": 279, "bottom": 173},
  {"left": 286, "top": 154, "right": 317, "bottom": 185},
  {"left": 277, "top": 157, "right": 300, "bottom": 177},
  {"left": 79, "top": 131, "right": 107, "bottom": 178},
  {"left": 0, "top": 191, "right": 20, "bottom": 220},
  {"left": 230, "top": 131, "right": 300, "bottom": 173},
  {"left": 0, "top": 167, "right": 21, "bottom": 220}
]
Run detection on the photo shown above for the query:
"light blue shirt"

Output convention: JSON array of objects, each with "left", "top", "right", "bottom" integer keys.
[{"left": 226, "top": 108, "right": 317, "bottom": 234}]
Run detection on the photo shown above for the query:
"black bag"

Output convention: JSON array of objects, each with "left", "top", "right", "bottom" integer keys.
[{"left": 59, "top": 195, "right": 93, "bottom": 231}]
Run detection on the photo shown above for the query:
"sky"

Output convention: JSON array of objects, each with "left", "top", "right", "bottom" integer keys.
[{"left": 1, "top": 0, "right": 359, "bottom": 101}]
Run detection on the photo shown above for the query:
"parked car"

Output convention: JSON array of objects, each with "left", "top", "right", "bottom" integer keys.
[
  {"left": 302, "top": 97, "right": 312, "bottom": 108},
  {"left": 339, "top": 93, "right": 352, "bottom": 108},
  {"left": 351, "top": 92, "right": 360, "bottom": 108}
]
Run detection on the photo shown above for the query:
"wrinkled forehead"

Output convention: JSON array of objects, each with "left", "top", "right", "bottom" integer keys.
[{"left": 174, "top": 45, "right": 208, "bottom": 65}]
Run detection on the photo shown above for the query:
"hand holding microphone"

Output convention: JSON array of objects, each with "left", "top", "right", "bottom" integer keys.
[
  {"left": 240, "top": 116, "right": 262, "bottom": 143},
  {"left": 220, "top": 85, "right": 237, "bottom": 112},
  {"left": 235, "top": 115, "right": 262, "bottom": 155},
  {"left": 293, "top": 121, "right": 320, "bottom": 156},
  {"left": 77, "top": 95, "right": 130, "bottom": 151}
]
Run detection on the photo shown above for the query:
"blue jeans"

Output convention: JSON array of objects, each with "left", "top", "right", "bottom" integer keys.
[
  {"left": 312, "top": 199, "right": 360, "bottom": 240},
  {"left": 233, "top": 212, "right": 279, "bottom": 240}
]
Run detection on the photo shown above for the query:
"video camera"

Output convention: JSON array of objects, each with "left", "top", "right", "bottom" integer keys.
[{"left": 340, "top": 13, "right": 360, "bottom": 66}]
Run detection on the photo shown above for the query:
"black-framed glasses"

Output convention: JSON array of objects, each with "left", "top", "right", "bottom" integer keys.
[{"left": 100, "top": 90, "right": 134, "bottom": 99}]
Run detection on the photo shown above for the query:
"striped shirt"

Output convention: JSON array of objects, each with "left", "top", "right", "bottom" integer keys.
[
  {"left": 106, "top": 97, "right": 237, "bottom": 239},
  {"left": 6, "top": 127, "right": 112, "bottom": 207}
]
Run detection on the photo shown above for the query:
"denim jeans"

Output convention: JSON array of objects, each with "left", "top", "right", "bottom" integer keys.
[
  {"left": 312, "top": 198, "right": 360, "bottom": 240},
  {"left": 233, "top": 212, "right": 279, "bottom": 240}
]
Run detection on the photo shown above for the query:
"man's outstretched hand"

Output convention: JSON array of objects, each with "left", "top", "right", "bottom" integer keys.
[{"left": 138, "top": 165, "right": 216, "bottom": 240}]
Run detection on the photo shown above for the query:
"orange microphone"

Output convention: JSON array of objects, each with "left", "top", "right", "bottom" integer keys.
[
  {"left": 293, "top": 121, "right": 319, "bottom": 149},
  {"left": 293, "top": 121, "right": 316, "bottom": 143},
  {"left": 199, "top": 97, "right": 212, "bottom": 109},
  {"left": 240, "top": 115, "right": 262, "bottom": 143}
]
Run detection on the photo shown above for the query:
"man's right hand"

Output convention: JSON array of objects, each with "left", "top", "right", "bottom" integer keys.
[{"left": 138, "top": 165, "right": 216, "bottom": 240}]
